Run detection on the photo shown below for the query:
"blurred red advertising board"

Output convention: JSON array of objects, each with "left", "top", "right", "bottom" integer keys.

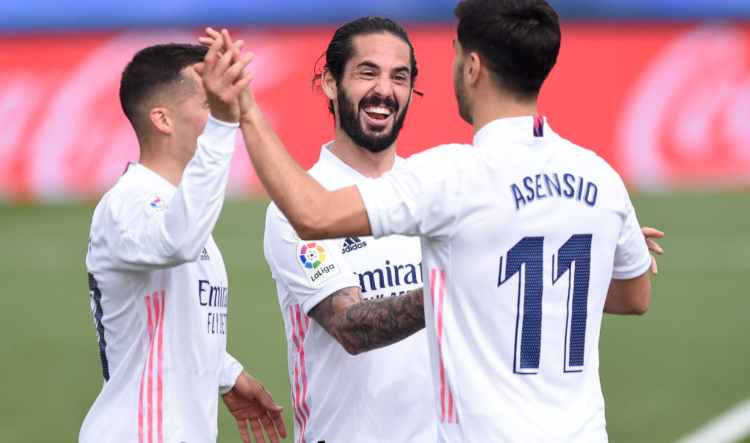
[{"left": 1, "top": 24, "right": 748, "bottom": 201}]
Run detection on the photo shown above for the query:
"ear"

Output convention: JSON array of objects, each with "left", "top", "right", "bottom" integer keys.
[
  {"left": 148, "top": 107, "right": 173, "bottom": 136},
  {"left": 321, "top": 68, "right": 337, "bottom": 101},
  {"left": 465, "top": 52, "right": 481, "bottom": 86}
]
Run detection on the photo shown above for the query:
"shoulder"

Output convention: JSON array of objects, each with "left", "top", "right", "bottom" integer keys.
[
  {"left": 554, "top": 136, "right": 631, "bottom": 208},
  {"left": 264, "top": 202, "right": 298, "bottom": 240},
  {"left": 101, "top": 168, "right": 168, "bottom": 223},
  {"left": 557, "top": 136, "right": 625, "bottom": 184},
  {"left": 400, "top": 143, "right": 474, "bottom": 171}
]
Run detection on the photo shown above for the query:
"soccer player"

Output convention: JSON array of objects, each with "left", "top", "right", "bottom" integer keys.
[
  {"left": 80, "top": 38, "right": 286, "bottom": 443},
  {"left": 217, "top": 0, "right": 660, "bottom": 440},
  {"left": 260, "top": 18, "right": 435, "bottom": 442}
]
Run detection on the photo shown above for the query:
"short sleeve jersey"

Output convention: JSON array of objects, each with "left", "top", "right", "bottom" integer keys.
[
  {"left": 263, "top": 145, "right": 436, "bottom": 443},
  {"left": 357, "top": 117, "right": 651, "bottom": 442}
]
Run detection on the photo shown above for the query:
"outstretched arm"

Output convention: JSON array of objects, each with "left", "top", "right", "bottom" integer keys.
[
  {"left": 239, "top": 92, "right": 370, "bottom": 240},
  {"left": 309, "top": 286, "right": 425, "bottom": 355},
  {"left": 199, "top": 28, "right": 370, "bottom": 240}
]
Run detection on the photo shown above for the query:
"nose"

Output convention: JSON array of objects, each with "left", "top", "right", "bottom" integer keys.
[{"left": 372, "top": 74, "right": 395, "bottom": 98}]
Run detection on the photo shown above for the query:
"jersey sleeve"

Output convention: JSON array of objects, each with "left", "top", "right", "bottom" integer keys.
[
  {"left": 104, "top": 116, "right": 237, "bottom": 271},
  {"left": 218, "top": 351, "right": 244, "bottom": 394},
  {"left": 612, "top": 187, "right": 652, "bottom": 280},
  {"left": 355, "top": 144, "right": 467, "bottom": 239},
  {"left": 264, "top": 204, "right": 359, "bottom": 315}
]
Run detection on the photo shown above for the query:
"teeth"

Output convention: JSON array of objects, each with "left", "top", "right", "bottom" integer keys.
[{"left": 364, "top": 106, "right": 392, "bottom": 116}]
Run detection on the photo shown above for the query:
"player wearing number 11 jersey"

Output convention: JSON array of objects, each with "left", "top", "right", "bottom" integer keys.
[{"left": 234, "top": 0, "right": 654, "bottom": 441}]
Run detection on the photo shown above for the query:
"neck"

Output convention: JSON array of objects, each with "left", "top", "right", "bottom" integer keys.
[
  {"left": 138, "top": 140, "right": 192, "bottom": 186},
  {"left": 328, "top": 128, "right": 396, "bottom": 178},
  {"left": 471, "top": 88, "right": 539, "bottom": 135}
]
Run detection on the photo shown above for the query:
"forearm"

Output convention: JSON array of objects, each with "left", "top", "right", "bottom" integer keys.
[
  {"left": 338, "top": 289, "right": 425, "bottom": 354},
  {"left": 161, "top": 117, "right": 237, "bottom": 261},
  {"left": 112, "top": 117, "right": 237, "bottom": 270},
  {"left": 604, "top": 273, "right": 652, "bottom": 315},
  {"left": 240, "top": 104, "right": 370, "bottom": 239},
  {"left": 314, "top": 288, "right": 425, "bottom": 355}
]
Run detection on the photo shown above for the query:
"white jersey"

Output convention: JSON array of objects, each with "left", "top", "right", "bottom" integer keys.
[
  {"left": 357, "top": 116, "right": 652, "bottom": 442},
  {"left": 80, "top": 117, "right": 244, "bottom": 443},
  {"left": 263, "top": 145, "right": 436, "bottom": 443}
]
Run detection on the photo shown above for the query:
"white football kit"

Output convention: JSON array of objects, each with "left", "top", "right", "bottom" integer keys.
[
  {"left": 80, "top": 117, "right": 244, "bottom": 443},
  {"left": 263, "top": 145, "right": 436, "bottom": 443},
  {"left": 357, "top": 116, "right": 652, "bottom": 442}
]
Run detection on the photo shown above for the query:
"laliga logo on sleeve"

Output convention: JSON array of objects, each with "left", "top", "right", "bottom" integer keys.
[
  {"left": 299, "top": 242, "right": 326, "bottom": 269},
  {"left": 297, "top": 242, "right": 340, "bottom": 286}
]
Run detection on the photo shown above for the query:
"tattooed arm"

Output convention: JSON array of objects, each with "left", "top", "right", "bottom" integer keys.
[{"left": 308, "top": 287, "right": 425, "bottom": 355}]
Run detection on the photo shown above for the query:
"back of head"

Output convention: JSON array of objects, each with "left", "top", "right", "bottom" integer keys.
[
  {"left": 317, "top": 16, "right": 419, "bottom": 114},
  {"left": 454, "top": 0, "right": 560, "bottom": 100},
  {"left": 119, "top": 43, "right": 208, "bottom": 138}
]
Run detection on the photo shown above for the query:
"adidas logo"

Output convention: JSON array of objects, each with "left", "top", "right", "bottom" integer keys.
[
  {"left": 200, "top": 248, "right": 210, "bottom": 261},
  {"left": 342, "top": 237, "right": 367, "bottom": 254}
]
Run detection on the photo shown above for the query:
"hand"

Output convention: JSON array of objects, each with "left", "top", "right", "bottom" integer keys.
[
  {"left": 198, "top": 28, "right": 259, "bottom": 124},
  {"left": 196, "top": 28, "right": 254, "bottom": 123},
  {"left": 222, "top": 372, "right": 287, "bottom": 443},
  {"left": 642, "top": 226, "right": 664, "bottom": 275}
]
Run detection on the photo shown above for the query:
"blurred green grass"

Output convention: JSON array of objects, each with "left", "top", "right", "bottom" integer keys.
[{"left": 0, "top": 193, "right": 748, "bottom": 442}]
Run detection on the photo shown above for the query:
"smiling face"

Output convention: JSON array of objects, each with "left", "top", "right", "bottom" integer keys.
[{"left": 332, "top": 32, "right": 413, "bottom": 153}]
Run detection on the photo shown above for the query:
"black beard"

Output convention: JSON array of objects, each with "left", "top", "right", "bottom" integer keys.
[
  {"left": 454, "top": 63, "right": 473, "bottom": 124},
  {"left": 337, "top": 89, "right": 409, "bottom": 153}
]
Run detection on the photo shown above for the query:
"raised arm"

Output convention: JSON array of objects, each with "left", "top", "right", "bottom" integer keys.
[
  {"left": 309, "top": 286, "right": 425, "bottom": 355},
  {"left": 103, "top": 36, "right": 253, "bottom": 271},
  {"left": 239, "top": 96, "right": 370, "bottom": 240},
  {"left": 198, "top": 27, "right": 370, "bottom": 240}
]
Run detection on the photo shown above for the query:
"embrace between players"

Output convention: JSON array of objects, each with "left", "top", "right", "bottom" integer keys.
[{"left": 81, "top": 1, "right": 665, "bottom": 442}]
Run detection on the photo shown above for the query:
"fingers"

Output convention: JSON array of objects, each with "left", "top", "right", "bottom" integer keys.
[
  {"left": 270, "top": 409, "right": 288, "bottom": 438},
  {"left": 249, "top": 417, "right": 266, "bottom": 443},
  {"left": 227, "top": 57, "right": 255, "bottom": 99},
  {"left": 202, "top": 32, "right": 223, "bottom": 75},
  {"left": 235, "top": 418, "right": 251, "bottom": 443},
  {"left": 224, "top": 50, "right": 253, "bottom": 88},
  {"left": 650, "top": 256, "right": 658, "bottom": 275},
  {"left": 255, "top": 384, "right": 283, "bottom": 413},
  {"left": 642, "top": 226, "right": 665, "bottom": 239},
  {"left": 261, "top": 414, "right": 280, "bottom": 443},
  {"left": 197, "top": 36, "right": 215, "bottom": 47},
  {"left": 646, "top": 238, "right": 664, "bottom": 255},
  {"left": 254, "top": 382, "right": 287, "bottom": 439}
]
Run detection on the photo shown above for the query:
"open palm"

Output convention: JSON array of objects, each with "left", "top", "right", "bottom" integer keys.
[{"left": 223, "top": 372, "right": 287, "bottom": 443}]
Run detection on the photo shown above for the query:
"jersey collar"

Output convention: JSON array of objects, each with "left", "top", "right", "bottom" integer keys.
[
  {"left": 473, "top": 115, "right": 553, "bottom": 147},
  {"left": 318, "top": 141, "right": 404, "bottom": 179},
  {"left": 128, "top": 163, "right": 176, "bottom": 191}
]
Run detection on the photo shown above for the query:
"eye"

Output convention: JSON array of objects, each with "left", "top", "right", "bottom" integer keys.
[
  {"left": 393, "top": 73, "right": 409, "bottom": 83},
  {"left": 360, "top": 70, "right": 377, "bottom": 78}
]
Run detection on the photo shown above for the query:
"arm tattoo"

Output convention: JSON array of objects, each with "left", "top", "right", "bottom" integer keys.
[{"left": 309, "top": 287, "right": 425, "bottom": 355}]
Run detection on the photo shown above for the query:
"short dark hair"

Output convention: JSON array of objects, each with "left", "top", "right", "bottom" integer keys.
[
  {"left": 455, "top": 0, "right": 560, "bottom": 100},
  {"left": 119, "top": 43, "right": 207, "bottom": 135},
  {"left": 315, "top": 16, "right": 419, "bottom": 114}
]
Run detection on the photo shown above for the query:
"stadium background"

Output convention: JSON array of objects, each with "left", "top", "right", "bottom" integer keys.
[{"left": 1, "top": 0, "right": 749, "bottom": 441}]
